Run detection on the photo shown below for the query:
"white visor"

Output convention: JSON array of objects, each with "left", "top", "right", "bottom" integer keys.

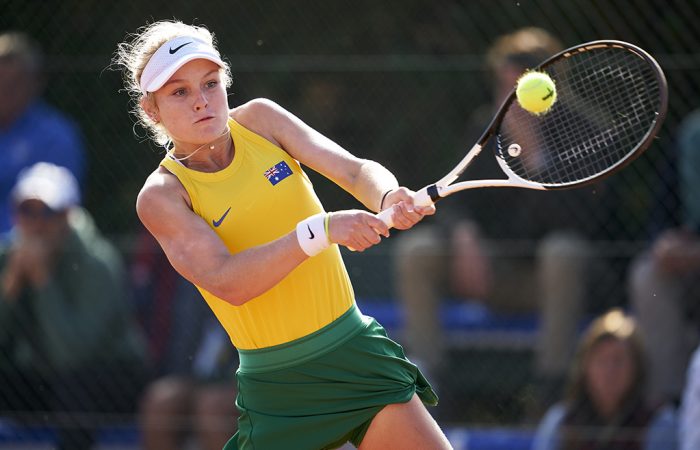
[{"left": 139, "top": 36, "right": 225, "bottom": 95}]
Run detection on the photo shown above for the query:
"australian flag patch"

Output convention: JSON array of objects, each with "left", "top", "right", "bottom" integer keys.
[{"left": 263, "top": 161, "right": 293, "bottom": 186}]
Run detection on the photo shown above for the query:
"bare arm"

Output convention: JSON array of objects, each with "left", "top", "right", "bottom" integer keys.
[
  {"left": 136, "top": 169, "right": 308, "bottom": 306},
  {"left": 231, "top": 99, "right": 434, "bottom": 220},
  {"left": 138, "top": 99, "right": 434, "bottom": 306}
]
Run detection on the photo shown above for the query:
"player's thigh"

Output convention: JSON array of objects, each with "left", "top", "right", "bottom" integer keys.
[{"left": 359, "top": 394, "right": 452, "bottom": 450}]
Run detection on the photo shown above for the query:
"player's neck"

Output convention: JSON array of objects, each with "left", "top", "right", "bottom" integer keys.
[{"left": 172, "top": 128, "right": 234, "bottom": 172}]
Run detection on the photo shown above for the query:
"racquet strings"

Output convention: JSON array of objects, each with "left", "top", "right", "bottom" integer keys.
[{"left": 497, "top": 46, "right": 663, "bottom": 186}]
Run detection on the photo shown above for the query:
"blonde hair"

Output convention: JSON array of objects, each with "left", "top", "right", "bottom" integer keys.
[{"left": 112, "top": 20, "right": 232, "bottom": 147}]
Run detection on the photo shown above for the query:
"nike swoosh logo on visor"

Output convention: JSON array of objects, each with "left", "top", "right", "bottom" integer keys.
[
  {"left": 307, "top": 224, "right": 315, "bottom": 239},
  {"left": 169, "top": 42, "right": 192, "bottom": 54},
  {"left": 212, "top": 207, "right": 231, "bottom": 227}
]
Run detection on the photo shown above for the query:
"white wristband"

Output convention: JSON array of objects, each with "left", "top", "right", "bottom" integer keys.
[{"left": 296, "top": 213, "right": 330, "bottom": 257}]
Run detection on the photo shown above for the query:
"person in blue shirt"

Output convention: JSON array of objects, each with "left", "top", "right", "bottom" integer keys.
[{"left": 0, "top": 31, "right": 85, "bottom": 235}]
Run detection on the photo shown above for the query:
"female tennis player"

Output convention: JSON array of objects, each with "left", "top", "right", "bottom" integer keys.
[{"left": 113, "top": 20, "right": 449, "bottom": 450}]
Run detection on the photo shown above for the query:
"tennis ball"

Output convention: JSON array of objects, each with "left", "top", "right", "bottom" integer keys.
[{"left": 516, "top": 71, "right": 557, "bottom": 114}]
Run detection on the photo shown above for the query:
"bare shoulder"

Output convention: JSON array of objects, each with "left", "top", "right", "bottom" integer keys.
[
  {"left": 136, "top": 167, "right": 190, "bottom": 229},
  {"left": 230, "top": 98, "right": 290, "bottom": 145},
  {"left": 230, "top": 98, "right": 284, "bottom": 121}
]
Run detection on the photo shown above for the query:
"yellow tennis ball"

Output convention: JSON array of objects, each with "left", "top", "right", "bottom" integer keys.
[{"left": 516, "top": 71, "right": 557, "bottom": 114}]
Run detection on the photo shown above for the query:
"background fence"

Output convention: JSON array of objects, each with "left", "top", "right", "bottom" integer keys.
[{"left": 1, "top": 0, "right": 699, "bottom": 448}]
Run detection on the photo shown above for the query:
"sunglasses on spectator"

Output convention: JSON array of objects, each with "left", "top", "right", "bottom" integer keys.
[{"left": 14, "top": 202, "right": 60, "bottom": 219}]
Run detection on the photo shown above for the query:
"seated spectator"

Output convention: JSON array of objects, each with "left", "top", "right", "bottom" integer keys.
[
  {"left": 532, "top": 309, "right": 677, "bottom": 450},
  {"left": 679, "top": 343, "right": 700, "bottom": 450},
  {"left": 0, "top": 163, "right": 147, "bottom": 450},
  {"left": 0, "top": 31, "right": 85, "bottom": 236},
  {"left": 132, "top": 229, "right": 238, "bottom": 450},
  {"left": 628, "top": 109, "right": 700, "bottom": 407},
  {"left": 139, "top": 319, "right": 238, "bottom": 450}
]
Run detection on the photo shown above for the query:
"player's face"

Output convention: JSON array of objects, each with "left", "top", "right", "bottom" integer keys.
[
  {"left": 151, "top": 59, "right": 229, "bottom": 147},
  {"left": 584, "top": 338, "right": 636, "bottom": 415}
]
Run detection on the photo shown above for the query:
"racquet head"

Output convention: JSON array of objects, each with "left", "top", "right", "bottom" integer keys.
[{"left": 485, "top": 40, "right": 668, "bottom": 189}]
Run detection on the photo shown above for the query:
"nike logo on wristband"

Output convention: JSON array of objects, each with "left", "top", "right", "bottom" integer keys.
[
  {"left": 169, "top": 42, "right": 192, "bottom": 54},
  {"left": 307, "top": 224, "right": 315, "bottom": 239},
  {"left": 212, "top": 207, "right": 231, "bottom": 227}
]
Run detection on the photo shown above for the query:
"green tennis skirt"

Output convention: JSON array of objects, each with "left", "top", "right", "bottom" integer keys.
[{"left": 223, "top": 304, "right": 438, "bottom": 450}]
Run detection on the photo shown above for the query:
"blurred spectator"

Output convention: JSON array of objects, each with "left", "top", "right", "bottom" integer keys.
[
  {"left": 532, "top": 308, "right": 677, "bottom": 450},
  {"left": 0, "top": 163, "right": 147, "bottom": 450},
  {"left": 139, "top": 320, "right": 238, "bottom": 450},
  {"left": 679, "top": 343, "right": 700, "bottom": 450},
  {"left": 0, "top": 31, "right": 85, "bottom": 235},
  {"left": 628, "top": 109, "right": 700, "bottom": 407},
  {"left": 131, "top": 228, "right": 208, "bottom": 377},
  {"left": 394, "top": 28, "right": 614, "bottom": 398},
  {"left": 132, "top": 229, "right": 238, "bottom": 450}
]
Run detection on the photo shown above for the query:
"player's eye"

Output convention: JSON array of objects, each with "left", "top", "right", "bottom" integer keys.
[
  {"left": 172, "top": 88, "right": 187, "bottom": 97},
  {"left": 205, "top": 80, "right": 218, "bottom": 89}
]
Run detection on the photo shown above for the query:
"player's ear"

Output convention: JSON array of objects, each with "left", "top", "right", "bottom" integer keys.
[{"left": 140, "top": 96, "right": 159, "bottom": 123}]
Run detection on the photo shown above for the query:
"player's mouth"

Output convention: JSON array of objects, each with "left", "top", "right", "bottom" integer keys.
[{"left": 195, "top": 116, "right": 215, "bottom": 123}]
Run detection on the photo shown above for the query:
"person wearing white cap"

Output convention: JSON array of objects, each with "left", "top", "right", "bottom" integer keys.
[
  {"left": 0, "top": 162, "right": 147, "bottom": 450},
  {"left": 113, "top": 20, "right": 449, "bottom": 450},
  {"left": 5, "top": 162, "right": 82, "bottom": 296},
  {"left": 11, "top": 161, "right": 80, "bottom": 212}
]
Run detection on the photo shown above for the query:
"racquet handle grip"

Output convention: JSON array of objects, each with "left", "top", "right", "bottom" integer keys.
[
  {"left": 376, "top": 208, "right": 395, "bottom": 228},
  {"left": 413, "top": 186, "right": 437, "bottom": 207},
  {"left": 376, "top": 186, "right": 436, "bottom": 229}
]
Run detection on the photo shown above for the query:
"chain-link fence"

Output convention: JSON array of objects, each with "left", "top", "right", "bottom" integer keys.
[{"left": 1, "top": 1, "right": 699, "bottom": 449}]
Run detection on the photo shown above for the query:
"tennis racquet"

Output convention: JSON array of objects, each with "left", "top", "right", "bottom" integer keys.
[{"left": 378, "top": 40, "right": 668, "bottom": 228}]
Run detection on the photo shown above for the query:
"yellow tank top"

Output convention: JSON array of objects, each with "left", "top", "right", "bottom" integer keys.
[{"left": 160, "top": 118, "right": 355, "bottom": 349}]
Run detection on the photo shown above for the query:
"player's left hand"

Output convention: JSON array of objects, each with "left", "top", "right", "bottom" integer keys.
[
  {"left": 381, "top": 187, "right": 436, "bottom": 230},
  {"left": 327, "top": 209, "right": 389, "bottom": 252}
]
